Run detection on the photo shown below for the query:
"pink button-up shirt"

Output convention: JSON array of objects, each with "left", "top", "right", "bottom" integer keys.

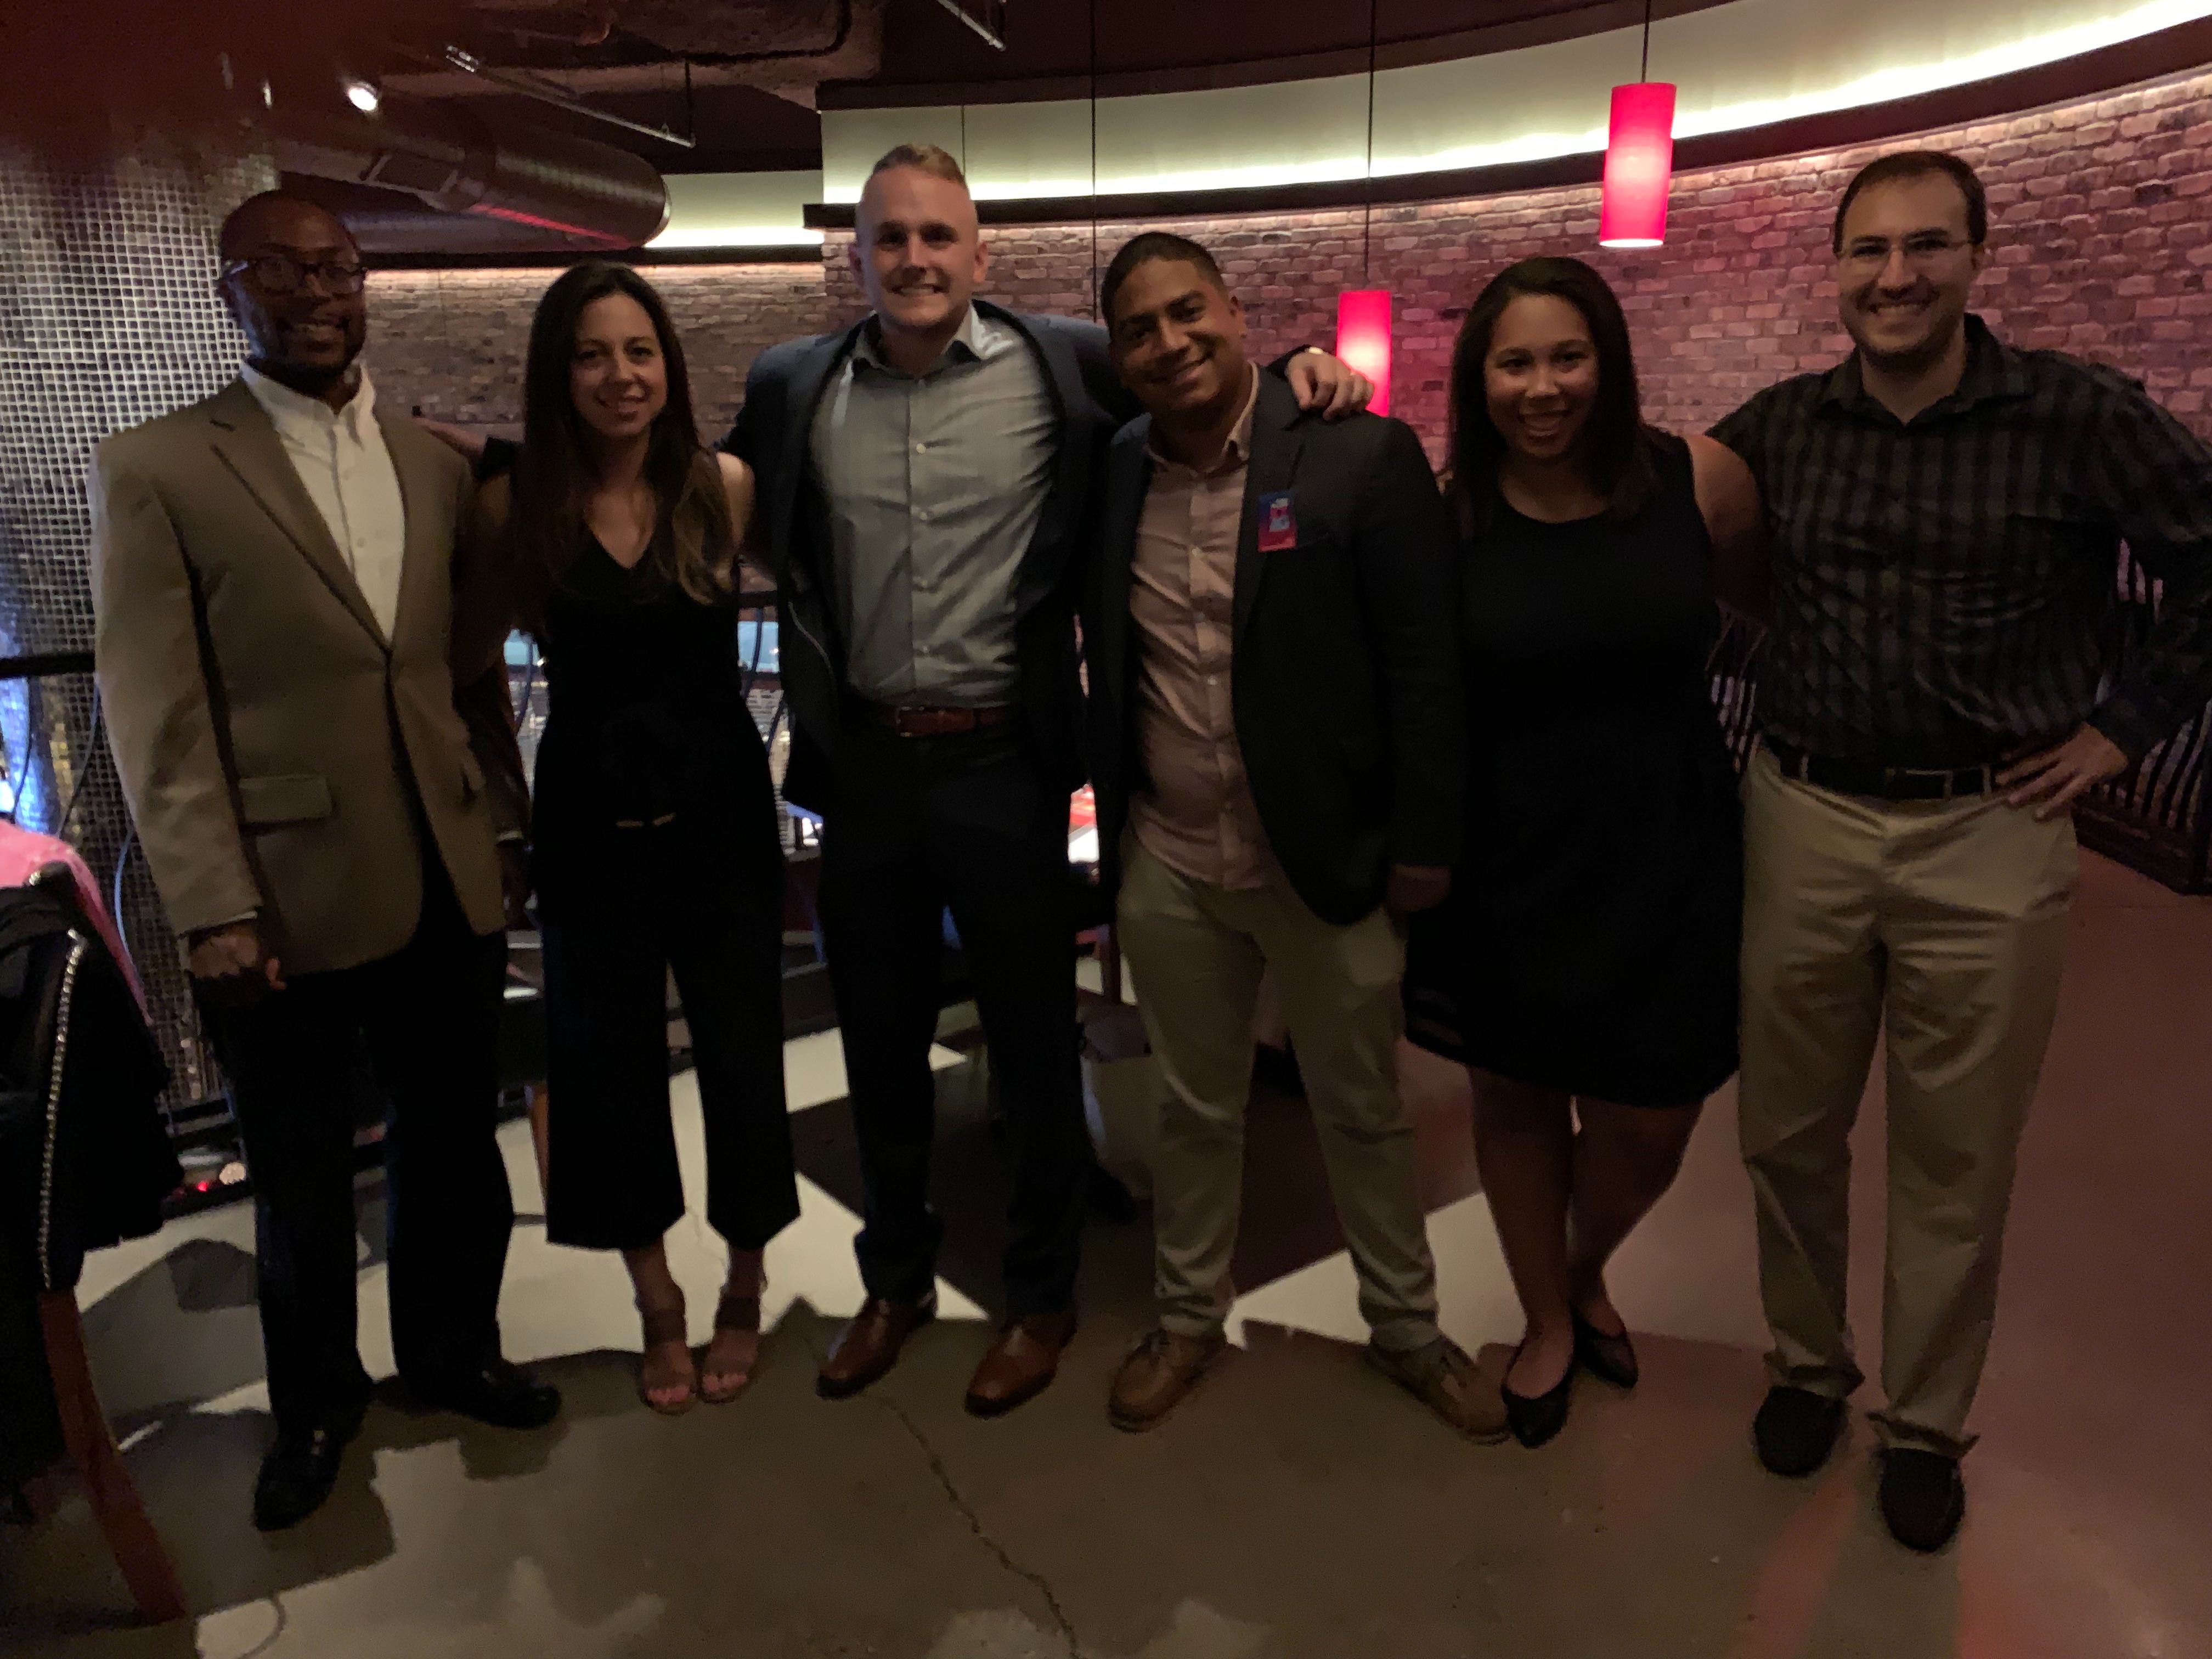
[{"left": 1127, "top": 369, "right": 1279, "bottom": 890}]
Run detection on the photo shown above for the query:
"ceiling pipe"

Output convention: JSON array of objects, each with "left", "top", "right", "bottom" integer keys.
[{"left": 267, "top": 95, "right": 669, "bottom": 251}]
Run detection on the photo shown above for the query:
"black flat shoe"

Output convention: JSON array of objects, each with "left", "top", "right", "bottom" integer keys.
[
  {"left": 1501, "top": 1343, "right": 1575, "bottom": 1449},
  {"left": 408, "top": 1359, "right": 562, "bottom": 1430},
  {"left": 1572, "top": 1310, "right": 1639, "bottom": 1390},
  {"left": 1752, "top": 1385, "right": 1846, "bottom": 1477},
  {"left": 1878, "top": 1448, "right": 1965, "bottom": 1553},
  {"left": 252, "top": 1392, "right": 370, "bottom": 1531}
]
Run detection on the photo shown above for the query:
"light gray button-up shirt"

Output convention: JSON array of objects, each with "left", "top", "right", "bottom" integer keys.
[{"left": 808, "top": 304, "right": 1057, "bottom": 707}]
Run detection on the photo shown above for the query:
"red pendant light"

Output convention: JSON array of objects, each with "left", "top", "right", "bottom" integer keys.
[
  {"left": 1598, "top": 2, "right": 1675, "bottom": 249},
  {"left": 1335, "top": 0, "right": 1392, "bottom": 414},
  {"left": 1334, "top": 290, "right": 1393, "bottom": 416}
]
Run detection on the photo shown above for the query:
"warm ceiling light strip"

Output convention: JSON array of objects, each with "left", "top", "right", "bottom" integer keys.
[{"left": 819, "top": 0, "right": 2212, "bottom": 205}]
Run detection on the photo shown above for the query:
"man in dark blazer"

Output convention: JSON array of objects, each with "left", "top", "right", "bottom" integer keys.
[
  {"left": 1084, "top": 232, "right": 1505, "bottom": 1443},
  {"left": 724, "top": 145, "right": 1370, "bottom": 1416}
]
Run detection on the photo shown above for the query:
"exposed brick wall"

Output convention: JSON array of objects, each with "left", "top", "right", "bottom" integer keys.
[
  {"left": 825, "top": 66, "right": 2212, "bottom": 461},
  {"left": 369, "top": 66, "right": 2212, "bottom": 464},
  {"left": 364, "top": 261, "right": 822, "bottom": 435}
]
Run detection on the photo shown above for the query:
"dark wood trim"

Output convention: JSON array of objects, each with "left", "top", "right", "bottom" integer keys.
[
  {"left": 366, "top": 244, "right": 825, "bottom": 272},
  {"left": 806, "top": 17, "right": 2212, "bottom": 230},
  {"left": 821, "top": 0, "right": 1734, "bottom": 111},
  {"left": 40, "top": 1293, "right": 187, "bottom": 1624}
]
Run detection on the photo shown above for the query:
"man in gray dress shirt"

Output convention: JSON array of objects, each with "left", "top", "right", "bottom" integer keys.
[{"left": 726, "top": 143, "right": 1370, "bottom": 1417}]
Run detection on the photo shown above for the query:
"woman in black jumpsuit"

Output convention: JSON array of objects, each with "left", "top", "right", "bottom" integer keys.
[{"left": 467, "top": 261, "right": 796, "bottom": 1414}]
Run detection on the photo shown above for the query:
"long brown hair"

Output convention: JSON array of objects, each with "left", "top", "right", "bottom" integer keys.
[
  {"left": 1446, "top": 256, "right": 1658, "bottom": 535},
  {"left": 506, "top": 259, "right": 735, "bottom": 629}
]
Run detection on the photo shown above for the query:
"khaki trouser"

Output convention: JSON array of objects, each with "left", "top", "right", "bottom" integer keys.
[
  {"left": 1739, "top": 748, "right": 2075, "bottom": 1458},
  {"left": 1116, "top": 837, "right": 1442, "bottom": 1353}
]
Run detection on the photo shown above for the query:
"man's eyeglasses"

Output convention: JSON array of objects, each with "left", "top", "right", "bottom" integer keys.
[
  {"left": 1838, "top": 234, "right": 1973, "bottom": 273},
  {"left": 222, "top": 255, "right": 369, "bottom": 295}
]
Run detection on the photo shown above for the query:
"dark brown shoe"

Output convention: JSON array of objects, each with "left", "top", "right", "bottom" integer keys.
[
  {"left": 964, "top": 1310, "right": 1077, "bottom": 1417},
  {"left": 817, "top": 1295, "right": 935, "bottom": 1400},
  {"left": 1365, "top": 1335, "right": 1510, "bottom": 1444},
  {"left": 1108, "top": 1328, "right": 1227, "bottom": 1432}
]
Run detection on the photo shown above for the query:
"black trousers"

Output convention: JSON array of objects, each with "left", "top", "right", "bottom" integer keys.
[
  {"left": 200, "top": 862, "right": 512, "bottom": 1436},
  {"left": 816, "top": 721, "right": 1088, "bottom": 1319},
  {"left": 537, "top": 806, "right": 798, "bottom": 1254}
]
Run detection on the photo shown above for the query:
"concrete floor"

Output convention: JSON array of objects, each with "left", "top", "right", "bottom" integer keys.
[{"left": 4, "top": 852, "right": 2209, "bottom": 1658}]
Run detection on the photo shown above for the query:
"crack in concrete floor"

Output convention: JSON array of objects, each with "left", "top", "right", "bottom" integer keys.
[
  {"left": 869, "top": 1389, "right": 1084, "bottom": 1658},
  {"left": 792, "top": 1324, "right": 1082, "bottom": 1657}
]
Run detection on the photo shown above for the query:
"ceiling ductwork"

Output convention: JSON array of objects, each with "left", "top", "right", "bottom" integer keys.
[
  {"left": 396, "top": 0, "right": 886, "bottom": 107},
  {"left": 269, "top": 97, "right": 669, "bottom": 253}
]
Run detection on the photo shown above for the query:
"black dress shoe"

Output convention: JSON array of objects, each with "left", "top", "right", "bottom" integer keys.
[
  {"left": 252, "top": 1392, "right": 370, "bottom": 1532},
  {"left": 409, "top": 1360, "right": 561, "bottom": 1430},
  {"left": 1878, "top": 1448, "right": 1965, "bottom": 1552},
  {"left": 1752, "top": 1385, "right": 1847, "bottom": 1477},
  {"left": 1572, "top": 1310, "right": 1639, "bottom": 1390},
  {"left": 1501, "top": 1342, "right": 1575, "bottom": 1449}
]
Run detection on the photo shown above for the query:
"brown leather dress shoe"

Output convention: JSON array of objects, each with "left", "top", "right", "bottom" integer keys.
[
  {"left": 817, "top": 1295, "right": 935, "bottom": 1400},
  {"left": 1365, "top": 1334, "right": 1510, "bottom": 1444},
  {"left": 1108, "top": 1328, "right": 1227, "bottom": 1432},
  {"left": 964, "top": 1310, "right": 1077, "bottom": 1417}
]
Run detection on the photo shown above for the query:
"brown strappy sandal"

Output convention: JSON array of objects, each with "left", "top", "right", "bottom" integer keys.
[
  {"left": 637, "top": 1299, "right": 698, "bottom": 1416},
  {"left": 697, "top": 1282, "right": 762, "bottom": 1406}
]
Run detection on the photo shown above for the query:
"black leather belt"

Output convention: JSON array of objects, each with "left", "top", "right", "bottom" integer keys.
[{"left": 1765, "top": 738, "right": 1998, "bottom": 802}]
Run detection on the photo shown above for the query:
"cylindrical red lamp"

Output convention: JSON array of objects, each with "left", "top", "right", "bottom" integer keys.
[
  {"left": 1598, "top": 81, "right": 1677, "bottom": 249},
  {"left": 1334, "top": 289, "right": 1393, "bottom": 417}
]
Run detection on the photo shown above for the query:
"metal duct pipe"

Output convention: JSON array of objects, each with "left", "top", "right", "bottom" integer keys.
[{"left": 268, "top": 98, "right": 669, "bottom": 252}]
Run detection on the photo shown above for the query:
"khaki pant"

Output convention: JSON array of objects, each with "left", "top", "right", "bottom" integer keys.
[
  {"left": 1739, "top": 748, "right": 2075, "bottom": 1457},
  {"left": 1116, "top": 837, "right": 1441, "bottom": 1353}
]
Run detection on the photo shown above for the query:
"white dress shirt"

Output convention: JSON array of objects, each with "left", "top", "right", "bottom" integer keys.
[{"left": 242, "top": 364, "right": 408, "bottom": 640}]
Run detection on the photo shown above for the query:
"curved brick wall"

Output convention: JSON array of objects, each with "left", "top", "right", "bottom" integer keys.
[
  {"left": 821, "top": 65, "right": 2212, "bottom": 456},
  {"left": 370, "top": 64, "right": 2212, "bottom": 456}
]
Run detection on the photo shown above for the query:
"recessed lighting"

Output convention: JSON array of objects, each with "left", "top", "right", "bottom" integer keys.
[{"left": 343, "top": 75, "right": 381, "bottom": 114}]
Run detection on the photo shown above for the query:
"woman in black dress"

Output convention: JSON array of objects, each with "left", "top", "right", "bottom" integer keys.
[
  {"left": 1404, "top": 257, "right": 1763, "bottom": 1447},
  {"left": 466, "top": 262, "right": 797, "bottom": 1414}
]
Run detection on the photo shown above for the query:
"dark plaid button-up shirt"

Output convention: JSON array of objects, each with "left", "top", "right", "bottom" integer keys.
[{"left": 1711, "top": 315, "right": 2212, "bottom": 766}]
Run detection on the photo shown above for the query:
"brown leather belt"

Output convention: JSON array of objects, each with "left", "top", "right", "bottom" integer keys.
[{"left": 860, "top": 702, "right": 1015, "bottom": 739}]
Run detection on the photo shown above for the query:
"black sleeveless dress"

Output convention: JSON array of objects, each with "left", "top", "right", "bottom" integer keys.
[
  {"left": 532, "top": 532, "right": 799, "bottom": 1253},
  {"left": 1403, "top": 435, "right": 1741, "bottom": 1109}
]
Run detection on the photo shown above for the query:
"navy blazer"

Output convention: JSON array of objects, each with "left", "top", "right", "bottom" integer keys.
[
  {"left": 721, "top": 300, "right": 1133, "bottom": 814},
  {"left": 1083, "top": 372, "right": 1464, "bottom": 926}
]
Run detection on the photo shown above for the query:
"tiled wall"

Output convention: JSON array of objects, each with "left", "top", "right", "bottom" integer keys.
[{"left": 0, "top": 132, "right": 275, "bottom": 1107}]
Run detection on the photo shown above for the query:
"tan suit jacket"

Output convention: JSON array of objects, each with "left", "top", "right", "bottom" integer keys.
[{"left": 89, "top": 377, "right": 525, "bottom": 976}]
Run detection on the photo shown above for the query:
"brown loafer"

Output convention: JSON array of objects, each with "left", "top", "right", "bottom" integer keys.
[
  {"left": 963, "top": 1310, "right": 1077, "bottom": 1418},
  {"left": 1108, "top": 1328, "right": 1227, "bottom": 1432},
  {"left": 1365, "top": 1334, "right": 1510, "bottom": 1444},
  {"left": 817, "top": 1295, "right": 935, "bottom": 1400}
]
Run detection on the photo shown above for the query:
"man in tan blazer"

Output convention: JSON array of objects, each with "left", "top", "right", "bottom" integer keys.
[{"left": 90, "top": 193, "right": 556, "bottom": 1532}]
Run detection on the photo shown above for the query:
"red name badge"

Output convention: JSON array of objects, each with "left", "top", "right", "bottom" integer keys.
[{"left": 1256, "top": 491, "right": 1297, "bottom": 552}]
